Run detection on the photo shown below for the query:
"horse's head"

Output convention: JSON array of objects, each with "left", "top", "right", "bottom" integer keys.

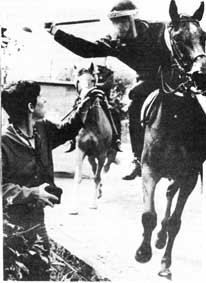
[
  {"left": 168, "top": 0, "right": 206, "bottom": 94},
  {"left": 74, "top": 64, "right": 108, "bottom": 124},
  {"left": 75, "top": 63, "right": 96, "bottom": 94}
]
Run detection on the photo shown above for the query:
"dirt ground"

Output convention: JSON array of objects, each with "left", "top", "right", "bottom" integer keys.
[{"left": 45, "top": 142, "right": 206, "bottom": 283}]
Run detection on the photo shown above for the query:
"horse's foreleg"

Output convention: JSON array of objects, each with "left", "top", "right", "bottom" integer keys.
[
  {"left": 69, "top": 149, "right": 85, "bottom": 215},
  {"left": 88, "top": 155, "right": 97, "bottom": 175},
  {"left": 159, "top": 174, "right": 198, "bottom": 277},
  {"left": 156, "top": 181, "right": 179, "bottom": 250},
  {"left": 104, "top": 149, "right": 117, "bottom": 173},
  {"left": 135, "top": 164, "right": 160, "bottom": 263},
  {"left": 89, "top": 155, "right": 106, "bottom": 209}
]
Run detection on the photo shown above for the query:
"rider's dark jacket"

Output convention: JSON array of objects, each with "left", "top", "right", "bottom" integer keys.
[{"left": 54, "top": 20, "right": 168, "bottom": 82}]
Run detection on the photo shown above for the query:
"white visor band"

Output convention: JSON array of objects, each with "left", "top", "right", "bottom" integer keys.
[{"left": 108, "top": 9, "right": 138, "bottom": 19}]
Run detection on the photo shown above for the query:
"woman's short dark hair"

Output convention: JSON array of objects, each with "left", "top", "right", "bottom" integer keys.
[{"left": 2, "top": 80, "right": 40, "bottom": 124}]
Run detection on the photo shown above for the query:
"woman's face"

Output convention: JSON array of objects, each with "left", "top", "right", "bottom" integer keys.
[
  {"left": 111, "top": 16, "right": 131, "bottom": 39},
  {"left": 32, "top": 94, "right": 47, "bottom": 120}
]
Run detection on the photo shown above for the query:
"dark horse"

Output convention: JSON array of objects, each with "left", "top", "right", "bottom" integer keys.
[
  {"left": 95, "top": 64, "right": 125, "bottom": 172},
  {"left": 69, "top": 64, "right": 113, "bottom": 214},
  {"left": 135, "top": 0, "right": 206, "bottom": 278}
]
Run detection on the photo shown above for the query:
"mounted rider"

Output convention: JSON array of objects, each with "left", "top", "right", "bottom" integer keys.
[{"left": 48, "top": 0, "right": 162, "bottom": 179}]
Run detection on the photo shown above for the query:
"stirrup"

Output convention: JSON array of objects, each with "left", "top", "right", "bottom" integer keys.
[{"left": 65, "top": 141, "right": 76, "bottom": 153}]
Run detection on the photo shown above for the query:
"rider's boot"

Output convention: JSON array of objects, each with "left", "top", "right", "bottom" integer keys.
[
  {"left": 122, "top": 156, "right": 141, "bottom": 180},
  {"left": 123, "top": 114, "right": 144, "bottom": 180},
  {"left": 122, "top": 126, "right": 143, "bottom": 180}
]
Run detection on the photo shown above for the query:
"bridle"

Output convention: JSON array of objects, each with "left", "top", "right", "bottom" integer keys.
[
  {"left": 169, "top": 19, "right": 206, "bottom": 69},
  {"left": 162, "top": 18, "right": 206, "bottom": 96}
]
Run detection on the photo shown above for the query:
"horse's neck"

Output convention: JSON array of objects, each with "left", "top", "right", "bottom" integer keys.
[
  {"left": 82, "top": 97, "right": 111, "bottom": 139},
  {"left": 80, "top": 87, "right": 96, "bottom": 100},
  {"left": 148, "top": 22, "right": 172, "bottom": 68},
  {"left": 153, "top": 22, "right": 187, "bottom": 92},
  {"left": 89, "top": 97, "right": 107, "bottom": 124},
  {"left": 148, "top": 22, "right": 167, "bottom": 49},
  {"left": 82, "top": 97, "right": 106, "bottom": 125}
]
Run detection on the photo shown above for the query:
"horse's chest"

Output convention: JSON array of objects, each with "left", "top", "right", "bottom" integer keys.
[{"left": 77, "top": 127, "right": 112, "bottom": 155}]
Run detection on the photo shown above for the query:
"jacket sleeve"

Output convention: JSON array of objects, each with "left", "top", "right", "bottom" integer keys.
[
  {"left": 2, "top": 183, "right": 37, "bottom": 207},
  {"left": 54, "top": 30, "right": 115, "bottom": 58},
  {"left": 2, "top": 149, "right": 38, "bottom": 206},
  {"left": 44, "top": 112, "right": 83, "bottom": 149}
]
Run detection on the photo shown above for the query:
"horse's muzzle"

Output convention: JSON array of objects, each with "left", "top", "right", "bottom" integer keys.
[
  {"left": 191, "top": 72, "right": 206, "bottom": 94},
  {"left": 188, "top": 55, "right": 206, "bottom": 94}
]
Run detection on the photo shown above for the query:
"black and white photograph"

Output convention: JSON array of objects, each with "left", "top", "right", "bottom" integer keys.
[{"left": 1, "top": 0, "right": 206, "bottom": 282}]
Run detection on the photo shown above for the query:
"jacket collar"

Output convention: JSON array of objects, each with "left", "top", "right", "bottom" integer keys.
[{"left": 2, "top": 124, "right": 33, "bottom": 148}]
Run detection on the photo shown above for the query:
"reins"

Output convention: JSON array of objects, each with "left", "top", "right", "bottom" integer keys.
[{"left": 61, "top": 89, "right": 105, "bottom": 122}]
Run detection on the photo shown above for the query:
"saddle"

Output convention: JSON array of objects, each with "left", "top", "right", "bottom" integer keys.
[{"left": 140, "top": 89, "right": 160, "bottom": 126}]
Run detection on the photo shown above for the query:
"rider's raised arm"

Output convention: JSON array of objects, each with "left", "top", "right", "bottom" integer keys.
[{"left": 53, "top": 29, "right": 115, "bottom": 58}]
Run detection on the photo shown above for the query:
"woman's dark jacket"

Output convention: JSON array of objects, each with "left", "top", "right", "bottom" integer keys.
[{"left": 2, "top": 117, "right": 82, "bottom": 229}]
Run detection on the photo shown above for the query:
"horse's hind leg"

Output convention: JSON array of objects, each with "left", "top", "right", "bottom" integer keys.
[
  {"left": 135, "top": 164, "right": 160, "bottom": 263},
  {"left": 69, "top": 149, "right": 85, "bottom": 215},
  {"left": 159, "top": 173, "right": 198, "bottom": 278},
  {"left": 156, "top": 181, "right": 179, "bottom": 249},
  {"left": 89, "top": 155, "right": 106, "bottom": 209}
]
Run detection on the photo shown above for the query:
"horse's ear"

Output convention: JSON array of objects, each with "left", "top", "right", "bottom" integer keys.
[
  {"left": 169, "top": 0, "right": 180, "bottom": 25},
  {"left": 89, "top": 62, "right": 95, "bottom": 74},
  {"left": 192, "top": 1, "right": 204, "bottom": 21}
]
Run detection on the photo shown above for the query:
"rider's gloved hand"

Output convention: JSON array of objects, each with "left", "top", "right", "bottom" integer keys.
[{"left": 44, "top": 22, "right": 58, "bottom": 35}]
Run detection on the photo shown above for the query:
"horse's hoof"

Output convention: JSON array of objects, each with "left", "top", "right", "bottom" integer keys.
[
  {"left": 155, "top": 232, "right": 167, "bottom": 249},
  {"left": 97, "top": 188, "right": 102, "bottom": 199},
  {"left": 68, "top": 206, "right": 79, "bottom": 215},
  {"left": 158, "top": 268, "right": 172, "bottom": 280},
  {"left": 135, "top": 244, "right": 152, "bottom": 263},
  {"left": 69, "top": 211, "right": 79, "bottom": 215},
  {"left": 104, "top": 164, "right": 110, "bottom": 173},
  {"left": 159, "top": 257, "right": 171, "bottom": 279},
  {"left": 89, "top": 203, "right": 98, "bottom": 209},
  {"left": 89, "top": 206, "right": 98, "bottom": 210}
]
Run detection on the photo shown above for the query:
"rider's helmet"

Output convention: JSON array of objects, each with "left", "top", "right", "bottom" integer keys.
[{"left": 107, "top": 0, "right": 138, "bottom": 20}]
